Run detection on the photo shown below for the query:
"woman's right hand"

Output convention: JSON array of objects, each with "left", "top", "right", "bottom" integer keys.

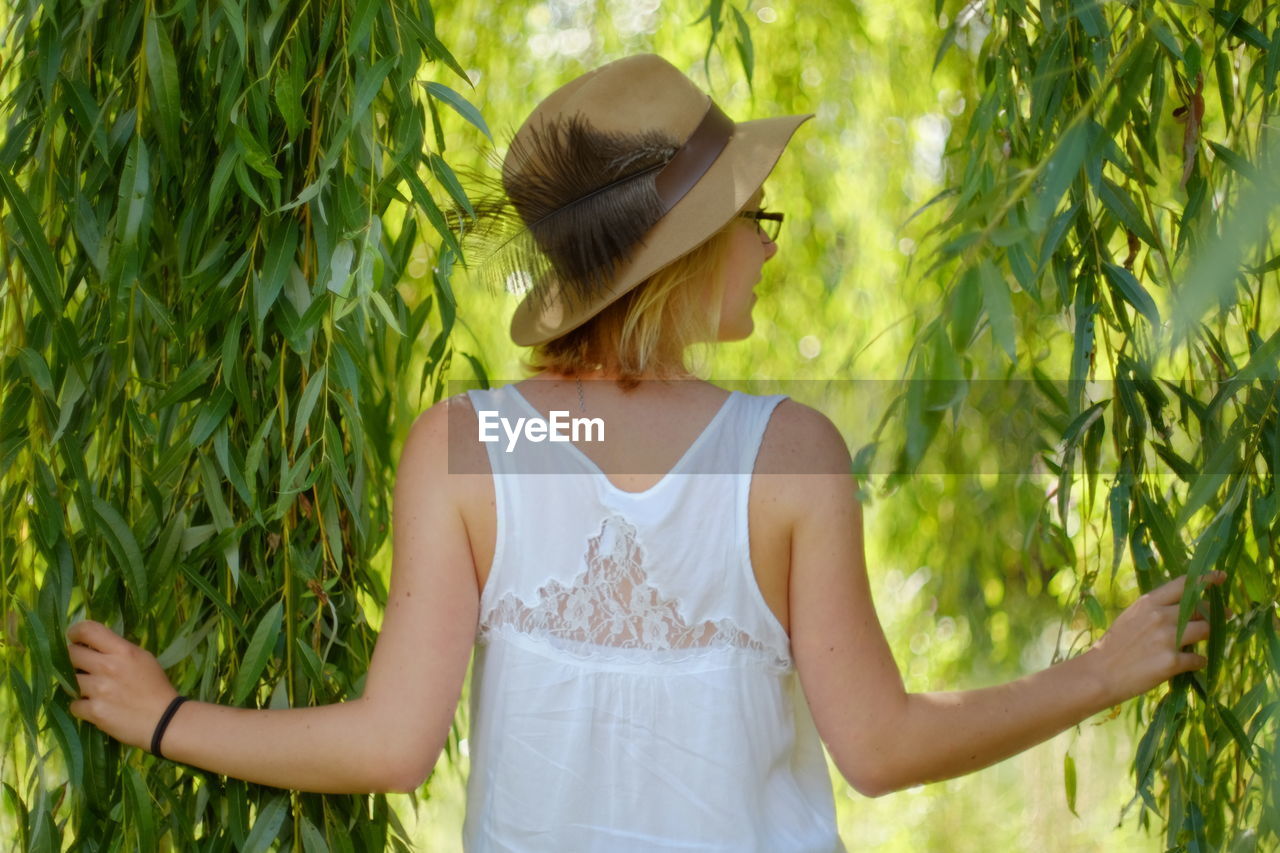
[{"left": 1087, "top": 571, "right": 1229, "bottom": 706}]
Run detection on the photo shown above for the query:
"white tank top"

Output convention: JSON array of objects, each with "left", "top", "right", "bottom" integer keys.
[{"left": 462, "top": 384, "right": 844, "bottom": 852}]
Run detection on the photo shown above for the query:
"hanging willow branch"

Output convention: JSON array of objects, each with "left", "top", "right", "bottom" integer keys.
[
  {"left": 0, "top": 0, "right": 480, "bottom": 848},
  {"left": 879, "top": 0, "right": 1280, "bottom": 847}
]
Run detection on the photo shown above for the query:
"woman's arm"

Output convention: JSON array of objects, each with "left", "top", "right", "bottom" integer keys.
[
  {"left": 65, "top": 400, "right": 478, "bottom": 794},
  {"left": 774, "top": 402, "right": 1221, "bottom": 798}
]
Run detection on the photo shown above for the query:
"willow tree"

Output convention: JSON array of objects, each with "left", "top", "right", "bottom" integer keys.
[
  {"left": 876, "top": 0, "right": 1280, "bottom": 847},
  {"left": 0, "top": 0, "right": 475, "bottom": 848}
]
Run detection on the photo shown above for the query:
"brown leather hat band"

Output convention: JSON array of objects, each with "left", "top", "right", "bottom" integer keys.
[{"left": 653, "top": 101, "right": 735, "bottom": 212}]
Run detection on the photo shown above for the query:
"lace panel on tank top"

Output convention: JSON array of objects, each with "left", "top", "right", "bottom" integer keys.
[{"left": 479, "top": 514, "right": 791, "bottom": 670}]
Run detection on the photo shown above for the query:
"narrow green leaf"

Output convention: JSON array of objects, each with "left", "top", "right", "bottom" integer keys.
[
  {"left": 427, "top": 153, "right": 474, "bottom": 218},
  {"left": 1207, "top": 140, "right": 1259, "bottom": 183},
  {"left": 2, "top": 783, "right": 29, "bottom": 851},
  {"left": 152, "top": 357, "right": 218, "bottom": 411},
  {"left": 1082, "top": 594, "right": 1106, "bottom": 630},
  {"left": 92, "top": 497, "right": 148, "bottom": 604},
  {"left": 1178, "top": 476, "right": 1245, "bottom": 644},
  {"left": 117, "top": 135, "right": 152, "bottom": 246},
  {"left": 1069, "top": 278, "right": 1096, "bottom": 415},
  {"left": 1210, "top": 7, "right": 1270, "bottom": 51},
  {"left": 292, "top": 368, "right": 327, "bottom": 452},
  {"left": 1064, "top": 752, "right": 1078, "bottom": 817},
  {"left": 144, "top": 16, "right": 182, "bottom": 159},
  {"left": 1035, "top": 120, "right": 1087, "bottom": 227},
  {"left": 191, "top": 388, "right": 234, "bottom": 446},
  {"left": 1109, "top": 479, "right": 1129, "bottom": 572},
  {"left": 274, "top": 46, "right": 307, "bottom": 138},
  {"left": 730, "top": 6, "right": 755, "bottom": 88},
  {"left": 256, "top": 221, "right": 300, "bottom": 324},
  {"left": 0, "top": 168, "right": 64, "bottom": 321},
  {"left": 122, "top": 765, "right": 155, "bottom": 852},
  {"left": 978, "top": 260, "right": 1015, "bottom": 360},
  {"left": 208, "top": 147, "right": 239, "bottom": 216},
  {"left": 399, "top": 164, "right": 463, "bottom": 260},
  {"left": 1214, "top": 703, "right": 1254, "bottom": 759},
  {"left": 16, "top": 348, "right": 54, "bottom": 398},
  {"left": 1098, "top": 178, "right": 1158, "bottom": 247},
  {"left": 424, "top": 81, "right": 493, "bottom": 142},
  {"left": 47, "top": 704, "right": 84, "bottom": 791},
  {"left": 1178, "top": 431, "right": 1243, "bottom": 527},
  {"left": 219, "top": 0, "right": 247, "bottom": 60},
  {"left": 300, "top": 816, "right": 330, "bottom": 853},
  {"left": 199, "top": 453, "right": 235, "bottom": 533},
  {"left": 232, "top": 600, "right": 284, "bottom": 706},
  {"left": 1102, "top": 262, "right": 1161, "bottom": 328},
  {"left": 399, "top": 13, "right": 470, "bottom": 86},
  {"left": 326, "top": 240, "right": 356, "bottom": 297},
  {"left": 241, "top": 794, "right": 289, "bottom": 853},
  {"left": 952, "top": 263, "right": 977, "bottom": 348},
  {"left": 370, "top": 291, "right": 404, "bottom": 336},
  {"left": 234, "top": 120, "right": 282, "bottom": 180}
]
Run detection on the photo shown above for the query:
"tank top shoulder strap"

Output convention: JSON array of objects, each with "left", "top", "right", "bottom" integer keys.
[
  {"left": 732, "top": 391, "right": 789, "bottom": 474},
  {"left": 464, "top": 385, "right": 599, "bottom": 476}
]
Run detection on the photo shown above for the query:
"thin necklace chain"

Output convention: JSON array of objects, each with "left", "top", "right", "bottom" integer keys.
[{"left": 576, "top": 377, "right": 586, "bottom": 412}]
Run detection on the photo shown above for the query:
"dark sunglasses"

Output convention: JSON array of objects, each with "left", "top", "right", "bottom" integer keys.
[{"left": 739, "top": 208, "right": 784, "bottom": 242}]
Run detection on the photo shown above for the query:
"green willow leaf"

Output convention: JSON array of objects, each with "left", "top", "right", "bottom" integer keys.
[
  {"left": 232, "top": 600, "right": 284, "bottom": 706},
  {"left": 256, "top": 220, "right": 300, "bottom": 325},
  {"left": 116, "top": 135, "right": 152, "bottom": 246},
  {"left": 122, "top": 765, "right": 155, "bottom": 852},
  {"left": 1098, "top": 177, "right": 1158, "bottom": 247},
  {"left": 427, "top": 152, "right": 474, "bottom": 218},
  {"left": 370, "top": 291, "right": 405, "bottom": 336},
  {"left": 234, "top": 120, "right": 283, "bottom": 180},
  {"left": 16, "top": 348, "right": 54, "bottom": 398},
  {"left": 1034, "top": 121, "right": 1088, "bottom": 228},
  {"left": 1069, "top": 278, "right": 1096, "bottom": 416},
  {"left": 300, "top": 816, "right": 330, "bottom": 853},
  {"left": 1082, "top": 594, "right": 1107, "bottom": 630},
  {"left": 47, "top": 704, "right": 84, "bottom": 791},
  {"left": 152, "top": 357, "right": 218, "bottom": 411},
  {"left": 92, "top": 497, "right": 148, "bottom": 605},
  {"left": 1178, "top": 476, "right": 1245, "bottom": 645},
  {"left": 1064, "top": 752, "right": 1078, "bottom": 817},
  {"left": 144, "top": 16, "right": 182, "bottom": 160},
  {"left": 241, "top": 794, "right": 289, "bottom": 853},
  {"left": 1102, "top": 262, "right": 1161, "bottom": 328},
  {"left": 0, "top": 169, "right": 75, "bottom": 357},
  {"left": 1, "top": 783, "right": 29, "bottom": 851},
  {"left": 399, "top": 163, "right": 464, "bottom": 260},
  {"left": 292, "top": 368, "right": 327, "bottom": 452},
  {"left": 424, "top": 81, "right": 493, "bottom": 142},
  {"left": 1207, "top": 140, "right": 1260, "bottom": 183},
  {"left": 978, "top": 259, "right": 1015, "bottom": 361},
  {"left": 730, "top": 6, "right": 755, "bottom": 88},
  {"left": 326, "top": 240, "right": 356, "bottom": 297},
  {"left": 1109, "top": 478, "right": 1129, "bottom": 572}
]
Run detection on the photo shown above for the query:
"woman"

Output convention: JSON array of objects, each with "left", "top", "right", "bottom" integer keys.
[{"left": 64, "top": 55, "right": 1224, "bottom": 851}]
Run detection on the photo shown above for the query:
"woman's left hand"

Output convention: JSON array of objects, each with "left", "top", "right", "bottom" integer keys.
[{"left": 65, "top": 620, "right": 180, "bottom": 752}]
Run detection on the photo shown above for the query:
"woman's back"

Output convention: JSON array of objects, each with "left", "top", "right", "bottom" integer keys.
[
  {"left": 452, "top": 379, "right": 845, "bottom": 852},
  {"left": 455, "top": 378, "right": 799, "bottom": 633}
]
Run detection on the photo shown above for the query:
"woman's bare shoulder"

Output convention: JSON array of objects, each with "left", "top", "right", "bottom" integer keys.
[
  {"left": 755, "top": 397, "right": 852, "bottom": 477},
  {"left": 400, "top": 393, "right": 487, "bottom": 478}
]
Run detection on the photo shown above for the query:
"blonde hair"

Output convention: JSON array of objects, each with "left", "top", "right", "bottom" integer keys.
[{"left": 523, "top": 227, "right": 735, "bottom": 390}]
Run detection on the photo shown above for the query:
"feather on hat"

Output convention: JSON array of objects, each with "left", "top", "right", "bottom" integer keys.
[{"left": 458, "top": 54, "right": 813, "bottom": 346}]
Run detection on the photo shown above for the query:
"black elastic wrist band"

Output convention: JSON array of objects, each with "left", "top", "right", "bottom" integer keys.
[{"left": 151, "top": 695, "right": 188, "bottom": 760}]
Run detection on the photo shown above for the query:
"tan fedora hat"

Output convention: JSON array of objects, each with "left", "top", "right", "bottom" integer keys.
[{"left": 484, "top": 54, "right": 811, "bottom": 346}]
